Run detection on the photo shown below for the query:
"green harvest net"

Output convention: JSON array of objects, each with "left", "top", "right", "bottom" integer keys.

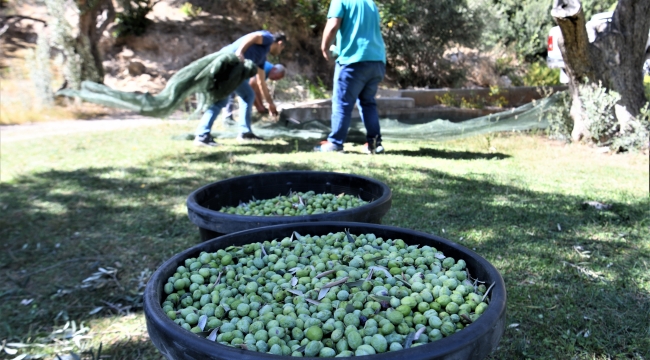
[
  {"left": 207, "top": 93, "right": 563, "bottom": 143},
  {"left": 57, "top": 51, "right": 258, "bottom": 118},
  {"left": 57, "top": 46, "right": 563, "bottom": 142}
]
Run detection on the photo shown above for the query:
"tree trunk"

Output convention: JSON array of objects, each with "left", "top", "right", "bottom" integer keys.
[
  {"left": 551, "top": 0, "right": 650, "bottom": 142},
  {"left": 76, "top": 0, "right": 115, "bottom": 83}
]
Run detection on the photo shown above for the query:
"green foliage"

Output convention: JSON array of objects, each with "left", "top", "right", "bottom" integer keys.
[
  {"left": 644, "top": 75, "right": 650, "bottom": 100},
  {"left": 611, "top": 102, "right": 650, "bottom": 152},
  {"left": 541, "top": 91, "right": 572, "bottom": 141},
  {"left": 579, "top": 82, "right": 621, "bottom": 146},
  {"left": 377, "top": 0, "right": 482, "bottom": 88},
  {"left": 180, "top": 2, "right": 202, "bottom": 17},
  {"left": 294, "top": 0, "right": 330, "bottom": 33},
  {"left": 480, "top": 0, "right": 616, "bottom": 61},
  {"left": 306, "top": 77, "right": 329, "bottom": 100},
  {"left": 522, "top": 62, "right": 560, "bottom": 86},
  {"left": 541, "top": 83, "right": 649, "bottom": 151},
  {"left": 113, "top": 0, "right": 156, "bottom": 38},
  {"left": 488, "top": 85, "right": 508, "bottom": 108},
  {"left": 435, "top": 90, "right": 509, "bottom": 109}
]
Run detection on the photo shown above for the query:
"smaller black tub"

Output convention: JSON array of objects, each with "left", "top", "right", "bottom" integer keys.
[
  {"left": 186, "top": 171, "right": 392, "bottom": 240},
  {"left": 144, "top": 222, "right": 506, "bottom": 360}
]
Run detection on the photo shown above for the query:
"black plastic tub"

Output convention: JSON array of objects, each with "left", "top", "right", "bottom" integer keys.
[
  {"left": 144, "top": 222, "right": 506, "bottom": 360},
  {"left": 186, "top": 171, "right": 392, "bottom": 240}
]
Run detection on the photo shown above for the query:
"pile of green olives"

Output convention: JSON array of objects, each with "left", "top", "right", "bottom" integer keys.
[
  {"left": 161, "top": 230, "right": 491, "bottom": 357},
  {"left": 218, "top": 191, "right": 369, "bottom": 216}
]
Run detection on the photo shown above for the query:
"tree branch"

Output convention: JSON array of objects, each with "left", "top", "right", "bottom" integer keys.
[{"left": 551, "top": 0, "right": 581, "bottom": 18}]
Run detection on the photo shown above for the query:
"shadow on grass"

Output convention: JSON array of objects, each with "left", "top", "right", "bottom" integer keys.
[
  {"left": 385, "top": 147, "right": 509, "bottom": 160},
  {"left": 0, "top": 155, "right": 647, "bottom": 358}
]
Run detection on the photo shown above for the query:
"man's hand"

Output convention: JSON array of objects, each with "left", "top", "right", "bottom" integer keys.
[
  {"left": 268, "top": 103, "right": 278, "bottom": 116},
  {"left": 321, "top": 17, "right": 342, "bottom": 61},
  {"left": 322, "top": 47, "right": 332, "bottom": 62}
]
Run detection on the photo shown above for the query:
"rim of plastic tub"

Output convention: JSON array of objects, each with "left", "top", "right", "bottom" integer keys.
[{"left": 144, "top": 222, "right": 507, "bottom": 360}]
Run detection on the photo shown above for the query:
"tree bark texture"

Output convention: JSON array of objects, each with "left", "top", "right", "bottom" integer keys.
[
  {"left": 552, "top": 0, "right": 650, "bottom": 142},
  {"left": 76, "top": 0, "right": 115, "bottom": 83}
]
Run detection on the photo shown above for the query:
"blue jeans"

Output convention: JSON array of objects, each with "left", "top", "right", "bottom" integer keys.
[
  {"left": 195, "top": 79, "right": 255, "bottom": 136},
  {"left": 328, "top": 61, "right": 386, "bottom": 147}
]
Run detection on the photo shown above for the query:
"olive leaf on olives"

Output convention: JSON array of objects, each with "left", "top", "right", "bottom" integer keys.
[
  {"left": 322, "top": 277, "right": 348, "bottom": 289},
  {"left": 315, "top": 270, "right": 335, "bottom": 279},
  {"left": 414, "top": 327, "right": 427, "bottom": 340},
  {"left": 369, "top": 266, "right": 392, "bottom": 278},
  {"left": 305, "top": 298, "right": 320, "bottom": 305},
  {"left": 369, "top": 294, "right": 391, "bottom": 302},
  {"left": 482, "top": 282, "right": 495, "bottom": 302},
  {"left": 403, "top": 332, "right": 417, "bottom": 349},
  {"left": 460, "top": 313, "right": 473, "bottom": 324},
  {"left": 344, "top": 280, "right": 365, "bottom": 288},
  {"left": 317, "top": 288, "right": 329, "bottom": 301},
  {"left": 287, "top": 289, "right": 303, "bottom": 296},
  {"left": 198, "top": 315, "right": 207, "bottom": 331},
  {"left": 344, "top": 228, "right": 354, "bottom": 243},
  {"left": 206, "top": 327, "right": 218, "bottom": 341}
]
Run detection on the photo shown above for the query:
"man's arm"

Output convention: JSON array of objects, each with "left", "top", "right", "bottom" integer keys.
[
  {"left": 235, "top": 32, "right": 264, "bottom": 61},
  {"left": 255, "top": 67, "right": 277, "bottom": 116},
  {"left": 321, "top": 17, "right": 342, "bottom": 61},
  {"left": 249, "top": 76, "right": 268, "bottom": 113}
]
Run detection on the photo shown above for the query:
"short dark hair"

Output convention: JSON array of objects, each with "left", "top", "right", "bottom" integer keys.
[{"left": 272, "top": 31, "right": 287, "bottom": 43}]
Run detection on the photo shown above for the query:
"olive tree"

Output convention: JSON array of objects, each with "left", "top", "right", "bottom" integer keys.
[
  {"left": 46, "top": 0, "right": 114, "bottom": 88},
  {"left": 551, "top": 0, "right": 649, "bottom": 143}
]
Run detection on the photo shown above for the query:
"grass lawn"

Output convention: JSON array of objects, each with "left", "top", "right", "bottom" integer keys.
[{"left": 0, "top": 119, "right": 648, "bottom": 359}]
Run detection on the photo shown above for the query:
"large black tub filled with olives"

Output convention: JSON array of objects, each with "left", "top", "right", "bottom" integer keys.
[
  {"left": 187, "top": 171, "right": 392, "bottom": 240},
  {"left": 144, "top": 222, "right": 506, "bottom": 360}
]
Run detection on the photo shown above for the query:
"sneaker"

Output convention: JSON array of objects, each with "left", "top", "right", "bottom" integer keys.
[
  {"left": 314, "top": 140, "right": 344, "bottom": 152},
  {"left": 194, "top": 134, "right": 219, "bottom": 147},
  {"left": 363, "top": 142, "right": 385, "bottom": 154},
  {"left": 237, "top": 132, "right": 265, "bottom": 141}
]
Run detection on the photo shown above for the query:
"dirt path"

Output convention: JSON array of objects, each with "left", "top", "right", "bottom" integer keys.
[{"left": 0, "top": 118, "right": 173, "bottom": 143}]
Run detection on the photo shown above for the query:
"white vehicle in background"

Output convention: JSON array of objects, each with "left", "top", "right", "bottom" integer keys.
[{"left": 547, "top": 11, "right": 650, "bottom": 83}]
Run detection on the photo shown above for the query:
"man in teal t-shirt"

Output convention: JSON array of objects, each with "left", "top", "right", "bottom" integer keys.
[{"left": 314, "top": 0, "right": 387, "bottom": 154}]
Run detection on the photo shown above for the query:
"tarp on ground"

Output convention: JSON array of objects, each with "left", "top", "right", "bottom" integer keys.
[
  {"left": 57, "top": 52, "right": 258, "bottom": 118},
  {"left": 208, "top": 93, "right": 562, "bottom": 143}
]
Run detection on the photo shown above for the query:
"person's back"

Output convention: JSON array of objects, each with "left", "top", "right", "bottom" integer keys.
[
  {"left": 315, "top": 0, "right": 387, "bottom": 154},
  {"left": 331, "top": 0, "right": 386, "bottom": 65}
]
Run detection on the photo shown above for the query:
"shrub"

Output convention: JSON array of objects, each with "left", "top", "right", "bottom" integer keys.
[
  {"left": 113, "top": 0, "right": 157, "bottom": 38},
  {"left": 378, "top": 0, "right": 482, "bottom": 88},
  {"left": 542, "top": 90, "right": 573, "bottom": 141},
  {"left": 523, "top": 62, "right": 560, "bottom": 86},
  {"left": 180, "top": 2, "right": 202, "bottom": 17},
  {"left": 579, "top": 82, "right": 621, "bottom": 145},
  {"left": 541, "top": 83, "right": 649, "bottom": 151},
  {"left": 611, "top": 102, "right": 650, "bottom": 152}
]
